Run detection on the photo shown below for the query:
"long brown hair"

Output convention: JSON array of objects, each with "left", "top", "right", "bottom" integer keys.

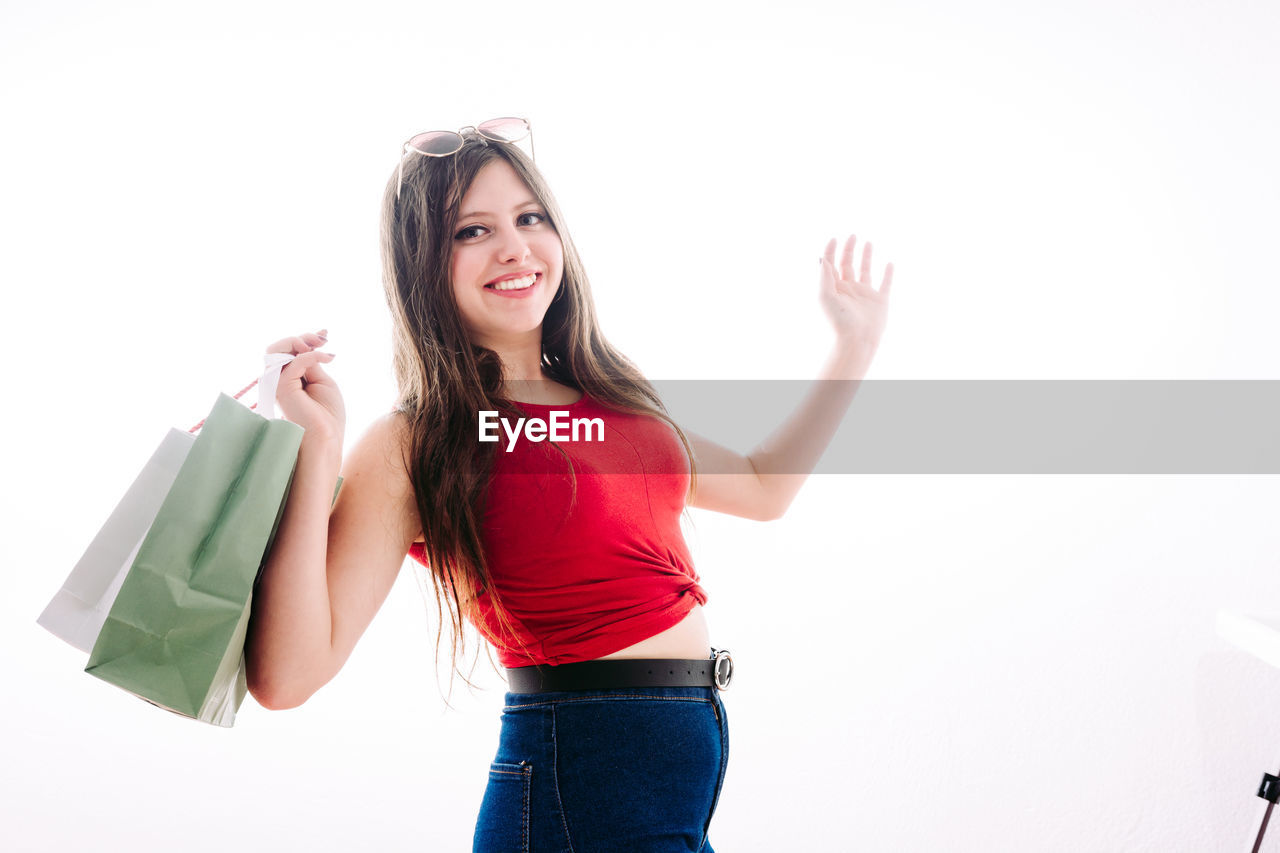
[{"left": 379, "top": 131, "right": 697, "bottom": 689}]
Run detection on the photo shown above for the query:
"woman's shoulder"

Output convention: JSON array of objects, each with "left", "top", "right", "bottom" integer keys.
[
  {"left": 346, "top": 409, "right": 416, "bottom": 491},
  {"left": 322, "top": 409, "right": 423, "bottom": 551},
  {"left": 364, "top": 407, "right": 414, "bottom": 448}
]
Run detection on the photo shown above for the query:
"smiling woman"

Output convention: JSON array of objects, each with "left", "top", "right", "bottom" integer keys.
[
  {"left": 449, "top": 160, "right": 565, "bottom": 356},
  {"left": 243, "top": 118, "right": 892, "bottom": 851}
]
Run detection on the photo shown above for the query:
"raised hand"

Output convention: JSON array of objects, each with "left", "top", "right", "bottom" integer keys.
[
  {"left": 818, "top": 235, "right": 893, "bottom": 351},
  {"left": 265, "top": 329, "right": 344, "bottom": 443}
]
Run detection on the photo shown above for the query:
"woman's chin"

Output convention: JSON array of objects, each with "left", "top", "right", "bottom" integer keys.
[{"left": 469, "top": 319, "right": 549, "bottom": 349}]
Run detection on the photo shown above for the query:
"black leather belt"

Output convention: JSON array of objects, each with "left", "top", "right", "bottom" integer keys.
[{"left": 506, "top": 648, "right": 734, "bottom": 693}]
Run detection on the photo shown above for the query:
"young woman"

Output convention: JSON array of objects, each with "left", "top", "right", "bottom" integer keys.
[{"left": 245, "top": 118, "right": 893, "bottom": 852}]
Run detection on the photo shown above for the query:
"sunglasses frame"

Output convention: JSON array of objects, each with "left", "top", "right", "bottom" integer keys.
[{"left": 396, "top": 117, "right": 535, "bottom": 198}]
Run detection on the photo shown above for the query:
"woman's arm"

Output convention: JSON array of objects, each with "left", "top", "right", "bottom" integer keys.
[
  {"left": 687, "top": 236, "right": 893, "bottom": 521},
  {"left": 244, "top": 333, "right": 421, "bottom": 710}
]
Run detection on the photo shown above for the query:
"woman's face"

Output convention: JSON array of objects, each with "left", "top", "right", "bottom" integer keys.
[{"left": 449, "top": 158, "right": 564, "bottom": 352}]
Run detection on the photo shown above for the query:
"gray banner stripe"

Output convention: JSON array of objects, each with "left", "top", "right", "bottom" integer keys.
[{"left": 651, "top": 380, "right": 1280, "bottom": 474}]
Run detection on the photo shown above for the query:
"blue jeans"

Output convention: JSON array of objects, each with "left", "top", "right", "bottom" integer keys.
[{"left": 473, "top": 685, "right": 730, "bottom": 852}]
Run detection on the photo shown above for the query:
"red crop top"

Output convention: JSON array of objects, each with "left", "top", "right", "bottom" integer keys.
[{"left": 408, "top": 392, "right": 707, "bottom": 667}]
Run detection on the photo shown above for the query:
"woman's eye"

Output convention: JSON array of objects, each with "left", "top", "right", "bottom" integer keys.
[{"left": 456, "top": 212, "right": 544, "bottom": 240}]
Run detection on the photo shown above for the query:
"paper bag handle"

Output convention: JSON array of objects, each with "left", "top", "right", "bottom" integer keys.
[
  {"left": 256, "top": 352, "right": 296, "bottom": 420},
  {"left": 188, "top": 353, "right": 297, "bottom": 433}
]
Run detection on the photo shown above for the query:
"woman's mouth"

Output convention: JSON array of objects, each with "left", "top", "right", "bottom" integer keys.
[{"left": 485, "top": 272, "right": 540, "bottom": 297}]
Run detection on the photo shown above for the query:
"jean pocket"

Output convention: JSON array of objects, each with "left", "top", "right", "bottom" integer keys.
[{"left": 473, "top": 761, "right": 532, "bottom": 853}]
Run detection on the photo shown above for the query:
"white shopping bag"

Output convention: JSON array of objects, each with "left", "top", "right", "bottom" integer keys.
[{"left": 37, "top": 428, "right": 196, "bottom": 653}]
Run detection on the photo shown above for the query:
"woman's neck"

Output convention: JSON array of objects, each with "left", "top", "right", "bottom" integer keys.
[
  {"left": 474, "top": 332, "right": 544, "bottom": 383},
  {"left": 502, "top": 359, "right": 546, "bottom": 383},
  {"left": 494, "top": 348, "right": 581, "bottom": 405}
]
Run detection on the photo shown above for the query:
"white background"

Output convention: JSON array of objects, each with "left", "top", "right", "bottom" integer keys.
[{"left": 3, "top": 1, "right": 1279, "bottom": 850}]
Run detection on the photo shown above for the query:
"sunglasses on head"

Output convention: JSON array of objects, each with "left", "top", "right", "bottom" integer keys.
[{"left": 396, "top": 116, "right": 535, "bottom": 198}]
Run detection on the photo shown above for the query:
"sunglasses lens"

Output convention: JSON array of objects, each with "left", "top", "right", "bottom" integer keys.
[
  {"left": 477, "top": 117, "right": 530, "bottom": 143},
  {"left": 408, "top": 131, "right": 463, "bottom": 156}
]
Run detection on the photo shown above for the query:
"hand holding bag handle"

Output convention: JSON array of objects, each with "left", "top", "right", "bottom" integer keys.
[{"left": 263, "top": 328, "right": 343, "bottom": 444}]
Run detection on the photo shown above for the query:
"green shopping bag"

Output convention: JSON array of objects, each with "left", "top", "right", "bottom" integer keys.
[{"left": 85, "top": 392, "right": 303, "bottom": 727}]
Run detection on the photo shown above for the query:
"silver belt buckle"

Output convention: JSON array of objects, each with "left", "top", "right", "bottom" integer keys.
[{"left": 712, "top": 648, "right": 734, "bottom": 691}]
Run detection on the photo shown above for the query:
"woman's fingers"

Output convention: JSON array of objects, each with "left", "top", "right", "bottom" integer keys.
[
  {"left": 819, "top": 241, "right": 841, "bottom": 299},
  {"left": 840, "top": 235, "right": 857, "bottom": 282},
  {"left": 266, "top": 329, "right": 329, "bottom": 355},
  {"left": 278, "top": 349, "right": 336, "bottom": 387},
  {"left": 821, "top": 236, "right": 894, "bottom": 300},
  {"left": 818, "top": 254, "right": 834, "bottom": 298},
  {"left": 266, "top": 336, "right": 314, "bottom": 356},
  {"left": 271, "top": 346, "right": 344, "bottom": 436}
]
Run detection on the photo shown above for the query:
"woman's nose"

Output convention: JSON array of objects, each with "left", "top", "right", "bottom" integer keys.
[{"left": 494, "top": 226, "right": 531, "bottom": 263}]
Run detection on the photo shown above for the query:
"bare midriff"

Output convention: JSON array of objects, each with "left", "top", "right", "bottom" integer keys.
[{"left": 593, "top": 604, "right": 711, "bottom": 661}]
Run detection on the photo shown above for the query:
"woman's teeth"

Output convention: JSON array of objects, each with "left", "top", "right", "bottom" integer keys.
[{"left": 488, "top": 273, "right": 538, "bottom": 291}]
